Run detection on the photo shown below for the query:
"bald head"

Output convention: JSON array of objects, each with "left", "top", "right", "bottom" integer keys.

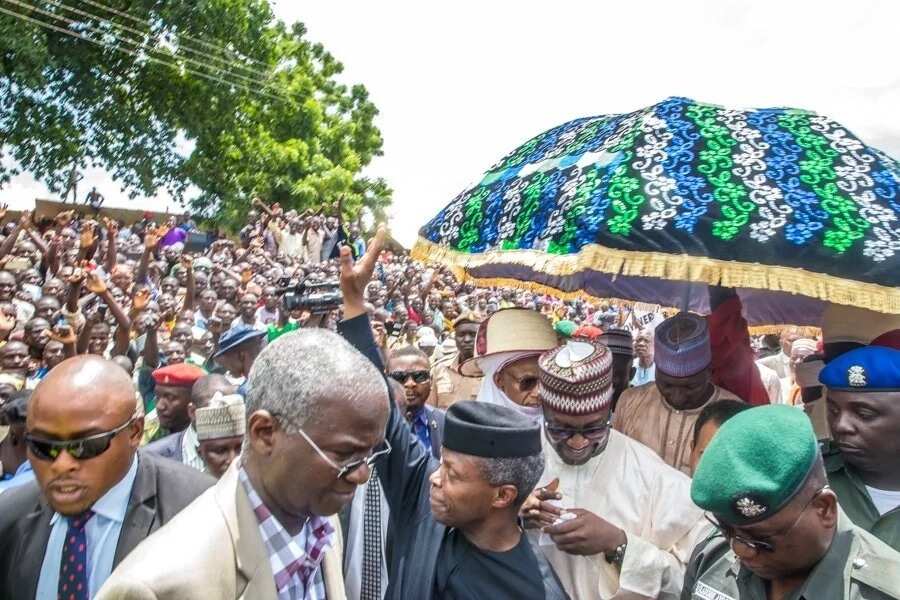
[
  {"left": 27, "top": 355, "right": 144, "bottom": 516},
  {"left": 32, "top": 356, "right": 136, "bottom": 424}
]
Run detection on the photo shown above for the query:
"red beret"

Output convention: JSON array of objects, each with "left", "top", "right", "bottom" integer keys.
[
  {"left": 152, "top": 363, "right": 205, "bottom": 387},
  {"left": 871, "top": 329, "right": 900, "bottom": 351}
]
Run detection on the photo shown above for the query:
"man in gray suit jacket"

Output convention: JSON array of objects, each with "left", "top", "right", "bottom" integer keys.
[{"left": 0, "top": 356, "right": 213, "bottom": 599}]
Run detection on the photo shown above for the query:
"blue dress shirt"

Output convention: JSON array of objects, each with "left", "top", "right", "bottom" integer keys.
[
  {"left": 35, "top": 456, "right": 139, "bottom": 599},
  {"left": 0, "top": 460, "right": 35, "bottom": 492}
]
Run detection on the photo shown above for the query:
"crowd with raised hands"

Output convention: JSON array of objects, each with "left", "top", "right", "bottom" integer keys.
[{"left": 0, "top": 199, "right": 899, "bottom": 600}]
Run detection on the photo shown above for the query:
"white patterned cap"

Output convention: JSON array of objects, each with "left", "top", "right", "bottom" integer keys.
[
  {"left": 195, "top": 392, "right": 246, "bottom": 441},
  {"left": 538, "top": 340, "right": 613, "bottom": 415}
]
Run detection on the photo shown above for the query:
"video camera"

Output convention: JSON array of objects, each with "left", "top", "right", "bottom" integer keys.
[{"left": 278, "top": 277, "right": 343, "bottom": 314}]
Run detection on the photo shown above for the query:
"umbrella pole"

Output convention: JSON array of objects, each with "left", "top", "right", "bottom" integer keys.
[{"left": 680, "top": 282, "right": 693, "bottom": 313}]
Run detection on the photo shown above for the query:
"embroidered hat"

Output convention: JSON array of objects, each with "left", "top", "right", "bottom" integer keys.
[
  {"left": 654, "top": 313, "right": 711, "bottom": 378},
  {"left": 538, "top": 340, "right": 613, "bottom": 415},
  {"left": 195, "top": 392, "right": 246, "bottom": 441},
  {"left": 691, "top": 405, "right": 818, "bottom": 526},
  {"left": 460, "top": 308, "right": 557, "bottom": 377},
  {"left": 818, "top": 346, "right": 900, "bottom": 392}
]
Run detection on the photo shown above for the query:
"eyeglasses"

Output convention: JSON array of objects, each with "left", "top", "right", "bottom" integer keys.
[
  {"left": 706, "top": 486, "right": 830, "bottom": 553},
  {"left": 274, "top": 414, "right": 392, "bottom": 481},
  {"left": 506, "top": 373, "right": 539, "bottom": 393},
  {"left": 389, "top": 370, "right": 430, "bottom": 384},
  {"left": 25, "top": 416, "right": 138, "bottom": 462},
  {"left": 544, "top": 414, "right": 612, "bottom": 443}
]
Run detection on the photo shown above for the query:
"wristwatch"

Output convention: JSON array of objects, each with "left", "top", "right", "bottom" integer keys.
[{"left": 605, "top": 536, "right": 627, "bottom": 568}]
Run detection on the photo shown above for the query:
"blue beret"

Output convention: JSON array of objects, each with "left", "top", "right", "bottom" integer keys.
[
  {"left": 819, "top": 346, "right": 900, "bottom": 392},
  {"left": 213, "top": 325, "right": 266, "bottom": 358}
]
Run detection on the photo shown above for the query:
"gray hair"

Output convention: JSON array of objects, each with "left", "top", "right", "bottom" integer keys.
[
  {"left": 245, "top": 328, "right": 387, "bottom": 433},
  {"left": 474, "top": 451, "right": 546, "bottom": 509}
]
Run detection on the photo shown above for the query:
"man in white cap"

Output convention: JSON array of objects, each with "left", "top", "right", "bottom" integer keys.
[
  {"left": 194, "top": 392, "right": 246, "bottom": 479},
  {"left": 612, "top": 312, "right": 740, "bottom": 475},
  {"left": 524, "top": 338, "right": 706, "bottom": 599},
  {"left": 461, "top": 308, "right": 558, "bottom": 423}
]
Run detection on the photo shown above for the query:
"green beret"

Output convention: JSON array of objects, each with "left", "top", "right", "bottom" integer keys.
[{"left": 691, "top": 405, "right": 818, "bottom": 526}]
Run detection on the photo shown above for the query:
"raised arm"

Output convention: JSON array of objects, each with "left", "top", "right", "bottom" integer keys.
[
  {"left": 0, "top": 211, "right": 31, "bottom": 262},
  {"left": 103, "top": 218, "right": 118, "bottom": 275},
  {"left": 84, "top": 271, "right": 132, "bottom": 356},
  {"left": 181, "top": 256, "right": 196, "bottom": 310}
]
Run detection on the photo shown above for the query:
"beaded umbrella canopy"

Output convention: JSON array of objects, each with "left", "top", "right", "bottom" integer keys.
[{"left": 412, "top": 97, "right": 900, "bottom": 325}]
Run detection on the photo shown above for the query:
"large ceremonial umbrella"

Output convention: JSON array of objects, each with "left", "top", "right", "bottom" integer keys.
[{"left": 411, "top": 97, "right": 900, "bottom": 326}]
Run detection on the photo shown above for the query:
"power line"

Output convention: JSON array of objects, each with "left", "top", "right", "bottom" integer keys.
[
  {"left": 42, "top": 0, "right": 279, "bottom": 89},
  {"left": 0, "top": 3, "right": 289, "bottom": 104},
  {"left": 79, "top": 0, "right": 272, "bottom": 71},
  {"left": 3, "top": 0, "right": 284, "bottom": 96}
]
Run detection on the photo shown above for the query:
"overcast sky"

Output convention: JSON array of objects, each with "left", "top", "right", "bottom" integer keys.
[{"left": 3, "top": 0, "right": 898, "bottom": 246}]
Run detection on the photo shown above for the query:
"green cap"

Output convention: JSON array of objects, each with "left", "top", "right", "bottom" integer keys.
[
  {"left": 554, "top": 320, "right": 577, "bottom": 339},
  {"left": 691, "top": 405, "right": 818, "bottom": 526}
]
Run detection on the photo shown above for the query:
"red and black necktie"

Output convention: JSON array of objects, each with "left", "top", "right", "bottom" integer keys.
[{"left": 58, "top": 510, "right": 94, "bottom": 600}]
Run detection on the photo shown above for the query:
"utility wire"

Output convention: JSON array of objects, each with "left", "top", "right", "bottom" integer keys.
[
  {"left": 42, "top": 0, "right": 279, "bottom": 88},
  {"left": 79, "top": 0, "right": 272, "bottom": 71},
  {"left": 3, "top": 0, "right": 284, "bottom": 96},
  {"left": 0, "top": 3, "right": 289, "bottom": 104}
]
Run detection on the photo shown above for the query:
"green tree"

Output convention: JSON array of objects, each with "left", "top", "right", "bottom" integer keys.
[{"left": 0, "top": 0, "right": 390, "bottom": 225}]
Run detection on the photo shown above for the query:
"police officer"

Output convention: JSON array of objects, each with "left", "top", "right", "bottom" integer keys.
[
  {"left": 682, "top": 405, "right": 900, "bottom": 600},
  {"left": 820, "top": 345, "right": 900, "bottom": 551}
]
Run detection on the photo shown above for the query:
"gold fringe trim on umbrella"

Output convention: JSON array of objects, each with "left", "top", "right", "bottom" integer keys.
[{"left": 411, "top": 237, "right": 900, "bottom": 315}]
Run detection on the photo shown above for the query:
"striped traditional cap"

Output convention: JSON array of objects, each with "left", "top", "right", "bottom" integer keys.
[
  {"left": 195, "top": 392, "right": 246, "bottom": 441},
  {"left": 654, "top": 313, "right": 711, "bottom": 378},
  {"left": 538, "top": 340, "right": 613, "bottom": 415}
]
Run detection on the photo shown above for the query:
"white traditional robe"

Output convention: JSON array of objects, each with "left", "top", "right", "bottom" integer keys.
[{"left": 531, "top": 430, "right": 709, "bottom": 599}]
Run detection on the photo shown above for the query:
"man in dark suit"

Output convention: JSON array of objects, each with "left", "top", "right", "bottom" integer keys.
[
  {"left": 0, "top": 355, "right": 214, "bottom": 599},
  {"left": 387, "top": 346, "right": 445, "bottom": 459},
  {"left": 334, "top": 232, "right": 568, "bottom": 600},
  {"left": 342, "top": 356, "right": 446, "bottom": 600}
]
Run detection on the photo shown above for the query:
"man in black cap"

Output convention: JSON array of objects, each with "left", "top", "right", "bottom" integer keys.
[{"left": 336, "top": 234, "right": 568, "bottom": 599}]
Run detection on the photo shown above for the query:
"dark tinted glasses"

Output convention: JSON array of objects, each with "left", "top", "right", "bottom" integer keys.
[
  {"left": 544, "top": 414, "right": 612, "bottom": 443},
  {"left": 389, "top": 370, "right": 430, "bottom": 384},
  {"left": 25, "top": 416, "right": 137, "bottom": 461}
]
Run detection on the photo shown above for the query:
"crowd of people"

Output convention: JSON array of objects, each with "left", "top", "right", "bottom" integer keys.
[{"left": 0, "top": 200, "right": 898, "bottom": 600}]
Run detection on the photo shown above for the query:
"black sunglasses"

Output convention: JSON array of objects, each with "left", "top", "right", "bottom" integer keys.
[
  {"left": 544, "top": 414, "right": 612, "bottom": 442},
  {"left": 25, "top": 416, "right": 137, "bottom": 462},
  {"left": 389, "top": 370, "right": 430, "bottom": 384}
]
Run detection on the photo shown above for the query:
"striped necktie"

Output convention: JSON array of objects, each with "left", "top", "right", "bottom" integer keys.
[{"left": 360, "top": 471, "right": 382, "bottom": 600}]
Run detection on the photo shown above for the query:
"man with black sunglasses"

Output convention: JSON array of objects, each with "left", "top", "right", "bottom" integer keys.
[
  {"left": 522, "top": 338, "right": 708, "bottom": 599},
  {"left": 388, "top": 345, "right": 444, "bottom": 459},
  {"left": 684, "top": 404, "right": 900, "bottom": 600},
  {"left": 0, "top": 355, "right": 214, "bottom": 599}
]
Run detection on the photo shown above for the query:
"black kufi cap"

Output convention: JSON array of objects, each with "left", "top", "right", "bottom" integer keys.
[{"left": 443, "top": 401, "right": 542, "bottom": 458}]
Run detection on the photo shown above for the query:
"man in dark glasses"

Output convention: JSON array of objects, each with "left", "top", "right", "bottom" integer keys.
[
  {"left": 685, "top": 404, "right": 900, "bottom": 600},
  {"left": 0, "top": 355, "right": 214, "bottom": 599},
  {"left": 522, "top": 339, "right": 708, "bottom": 600},
  {"left": 388, "top": 345, "right": 444, "bottom": 459}
]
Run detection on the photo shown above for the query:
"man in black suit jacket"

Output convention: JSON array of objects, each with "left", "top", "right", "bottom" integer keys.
[{"left": 0, "top": 356, "right": 213, "bottom": 599}]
